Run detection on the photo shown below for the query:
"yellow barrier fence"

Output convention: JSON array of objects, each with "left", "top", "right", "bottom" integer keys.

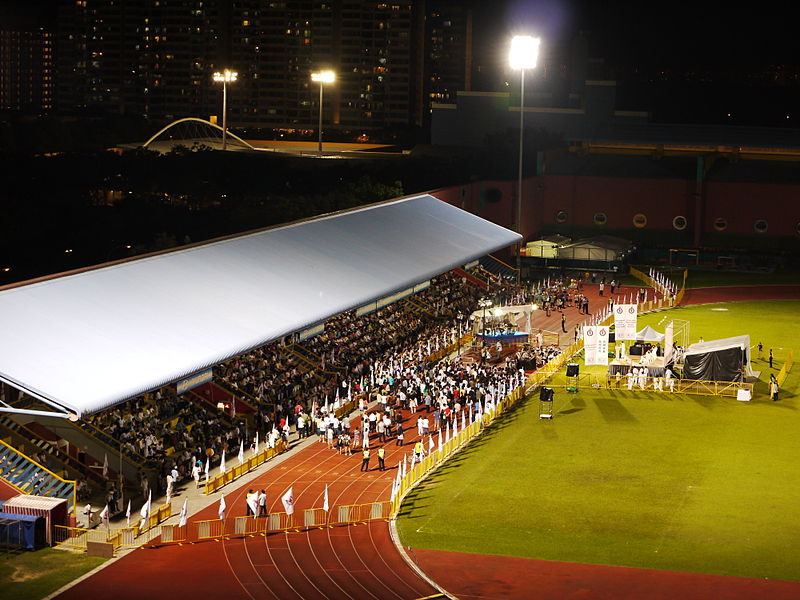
[
  {"left": 204, "top": 439, "right": 288, "bottom": 495},
  {"left": 776, "top": 349, "right": 794, "bottom": 387},
  {"left": 605, "top": 375, "right": 753, "bottom": 398},
  {"left": 629, "top": 266, "right": 687, "bottom": 309}
]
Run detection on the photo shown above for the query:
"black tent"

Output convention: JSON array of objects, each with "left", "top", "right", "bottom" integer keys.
[{"left": 682, "top": 336, "right": 753, "bottom": 382}]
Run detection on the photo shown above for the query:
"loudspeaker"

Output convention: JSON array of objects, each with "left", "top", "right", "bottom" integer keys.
[
  {"left": 629, "top": 345, "right": 643, "bottom": 356},
  {"left": 609, "top": 332, "right": 616, "bottom": 343},
  {"left": 539, "top": 387, "right": 554, "bottom": 402},
  {"left": 566, "top": 363, "right": 579, "bottom": 377}
]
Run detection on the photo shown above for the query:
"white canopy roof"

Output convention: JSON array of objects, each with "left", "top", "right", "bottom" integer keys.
[
  {"left": 635, "top": 325, "right": 665, "bottom": 342},
  {"left": 469, "top": 304, "right": 537, "bottom": 321},
  {"left": 685, "top": 335, "right": 750, "bottom": 356},
  {"left": 0, "top": 194, "right": 520, "bottom": 417}
]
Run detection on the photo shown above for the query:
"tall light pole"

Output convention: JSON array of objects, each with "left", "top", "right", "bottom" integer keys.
[
  {"left": 509, "top": 35, "right": 540, "bottom": 285},
  {"left": 213, "top": 69, "right": 238, "bottom": 150},
  {"left": 311, "top": 70, "right": 336, "bottom": 153}
]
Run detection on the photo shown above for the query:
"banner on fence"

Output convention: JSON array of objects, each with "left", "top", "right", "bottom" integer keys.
[
  {"left": 583, "top": 325, "right": 609, "bottom": 366},
  {"left": 664, "top": 320, "right": 674, "bottom": 363},
  {"left": 614, "top": 304, "right": 637, "bottom": 340}
]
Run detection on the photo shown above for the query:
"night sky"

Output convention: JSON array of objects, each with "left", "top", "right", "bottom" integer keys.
[
  {"left": 3, "top": 0, "right": 798, "bottom": 125},
  {"left": 5, "top": 0, "right": 795, "bottom": 73},
  {"left": 471, "top": 0, "right": 795, "bottom": 71}
]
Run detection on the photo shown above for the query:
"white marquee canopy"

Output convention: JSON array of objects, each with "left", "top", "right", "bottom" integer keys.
[{"left": 0, "top": 194, "right": 520, "bottom": 418}]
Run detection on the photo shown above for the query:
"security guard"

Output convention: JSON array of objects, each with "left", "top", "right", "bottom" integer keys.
[
  {"left": 360, "top": 448, "right": 371, "bottom": 471},
  {"left": 377, "top": 447, "right": 386, "bottom": 471}
]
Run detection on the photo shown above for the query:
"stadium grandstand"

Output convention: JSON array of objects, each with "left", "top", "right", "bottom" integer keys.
[{"left": 0, "top": 193, "right": 527, "bottom": 527}]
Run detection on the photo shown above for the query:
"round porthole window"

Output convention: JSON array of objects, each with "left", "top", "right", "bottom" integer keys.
[
  {"left": 633, "top": 213, "right": 647, "bottom": 228},
  {"left": 485, "top": 188, "right": 502, "bottom": 203},
  {"left": 555, "top": 210, "right": 567, "bottom": 223},
  {"left": 754, "top": 219, "right": 768, "bottom": 234},
  {"left": 593, "top": 212, "right": 608, "bottom": 226},
  {"left": 673, "top": 215, "right": 687, "bottom": 231},
  {"left": 713, "top": 218, "right": 728, "bottom": 232}
]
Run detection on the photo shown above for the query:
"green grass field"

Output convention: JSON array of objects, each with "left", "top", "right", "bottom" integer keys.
[
  {"left": 397, "top": 300, "right": 800, "bottom": 581},
  {"left": 0, "top": 548, "right": 107, "bottom": 600}
]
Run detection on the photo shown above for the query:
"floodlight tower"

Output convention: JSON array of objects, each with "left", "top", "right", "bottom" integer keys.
[
  {"left": 311, "top": 70, "right": 336, "bottom": 153},
  {"left": 213, "top": 69, "right": 238, "bottom": 150},
  {"left": 509, "top": 35, "right": 541, "bottom": 285}
]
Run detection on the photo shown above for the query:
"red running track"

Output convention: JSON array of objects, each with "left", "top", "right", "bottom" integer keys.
[
  {"left": 411, "top": 548, "right": 800, "bottom": 600},
  {"left": 55, "top": 417, "right": 440, "bottom": 600},
  {"left": 681, "top": 285, "right": 800, "bottom": 306}
]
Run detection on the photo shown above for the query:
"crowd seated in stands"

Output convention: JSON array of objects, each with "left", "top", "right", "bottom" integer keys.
[{"left": 77, "top": 270, "right": 565, "bottom": 497}]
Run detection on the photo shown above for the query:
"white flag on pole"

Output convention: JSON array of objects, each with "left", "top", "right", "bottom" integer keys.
[
  {"left": 453, "top": 417, "right": 458, "bottom": 438},
  {"left": 218, "top": 494, "right": 226, "bottom": 520},
  {"left": 140, "top": 491, "right": 151, "bottom": 521},
  {"left": 428, "top": 435, "right": 434, "bottom": 453},
  {"left": 204, "top": 457, "right": 210, "bottom": 483},
  {"left": 220, "top": 449, "right": 226, "bottom": 474},
  {"left": 125, "top": 499, "right": 131, "bottom": 527},
  {"left": 99, "top": 504, "right": 110, "bottom": 529},
  {"left": 446, "top": 421, "right": 451, "bottom": 442},
  {"left": 238, "top": 441, "right": 244, "bottom": 465},
  {"left": 401, "top": 456, "right": 407, "bottom": 478},
  {"left": 103, "top": 453, "right": 109, "bottom": 480},
  {"left": 461, "top": 411, "right": 466, "bottom": 430},
  {"left": 323, "top": 484, "right": 329, "bottom": 512},
  {"left": 246, "top": 493, "right": 259, "bottom": 518},
  {"left": 281, "top": 487, "right": 295, "bottom": 515},
  {"left": 437, "top": 429, "right": 443, "bottom": 452},
  {"left": 179, "top": 498, "right": 188, "bottom": 527},
  {"left": 254, "top": 432, "right": 259, "bottom": 455}
]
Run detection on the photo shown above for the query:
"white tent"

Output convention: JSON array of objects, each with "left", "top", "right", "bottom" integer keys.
[
  {"left": 469, "top": 304, "right": 537, "bottom": 333},
  {"left": 635, "top": 326, "right": 665, "bottom": 342},
  {"left": 556, "top": 236, "right": 634, "bottom": 262},
  {"left": 524, "top": 240, "right": 558, "bottom": 258},
  {"left": 0, "top": 194, "right": 520, "bottom": 418}
]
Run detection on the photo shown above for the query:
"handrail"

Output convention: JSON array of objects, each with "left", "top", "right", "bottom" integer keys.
[
  {"left": 0, "top": 438, "right": 77, "bottom": 513},
  {"left": 487, "top": 254, "right": 519, "bottom": 273},
  {"left": 213, "top": 377, "right": 266, "bottom": 409},
  {"left": 73, "top": 418, "right": 153, "bottom": 470},
  {"left": 0, "top": 416, "right": 103, "bottom": 486},
  {"left": 186, "top": 388, "right": 235, "bottom": 425},
  {"left": 404, "top": 297, "right": 443, "bottom": 320}
]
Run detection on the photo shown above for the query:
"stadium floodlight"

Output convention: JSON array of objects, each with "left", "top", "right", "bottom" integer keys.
[
  {"left": 311, "top": 70, "right": 336, "bottom": 153},
  {"left": 212, "top": 69, "right": 238, "bottom": 150},
  {"left": 509, "top": 35, "right": 540, "bottom": 284}
]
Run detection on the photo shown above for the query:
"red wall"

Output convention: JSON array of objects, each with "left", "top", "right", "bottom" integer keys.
[
  {"left": 434, "top": 175, "right": 799, "bottom": 240},
  {"left": 536, "top": 175, "right": 695, "bottom": 232},
  {"left": 705, "top": 181, "right": 798, "bottom": 236}
]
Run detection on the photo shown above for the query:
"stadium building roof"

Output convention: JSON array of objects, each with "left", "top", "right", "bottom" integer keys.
[{"left": 0, "top": 194, "right": 520, "bottom": 419}]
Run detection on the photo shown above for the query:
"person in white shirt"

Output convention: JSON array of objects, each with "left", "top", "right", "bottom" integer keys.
[{"left": 665, "top": 368, "right": 675, "bottom": 392}]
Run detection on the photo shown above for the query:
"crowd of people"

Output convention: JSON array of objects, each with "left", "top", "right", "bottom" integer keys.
[
  {"left": 71, "top": 269, "right": 574, "bottom": 510},
  {"left": 76, "top": 273, "right": 484, "bottom": 498}
]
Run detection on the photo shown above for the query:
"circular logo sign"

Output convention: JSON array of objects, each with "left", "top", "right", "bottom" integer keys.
[
  {"left": 628, "top": 307, "right": 635, "bottom": 314},
  {"left": 599, "top": 329, "right": 607, "bottom": 336},
  {"left": 586, "top": 329, "right": 594, "bottom": 336}
]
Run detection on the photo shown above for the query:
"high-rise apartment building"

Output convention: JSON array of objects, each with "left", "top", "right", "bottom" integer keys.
[
  {"left": 426, "top": 1, "right": 471, "bottom": 104},
  {"left": 53, "top": 0, "right": 451, "bottom": 134},
  {"left": 0, "top": 26, "right": 54, "bottom": 114}
]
